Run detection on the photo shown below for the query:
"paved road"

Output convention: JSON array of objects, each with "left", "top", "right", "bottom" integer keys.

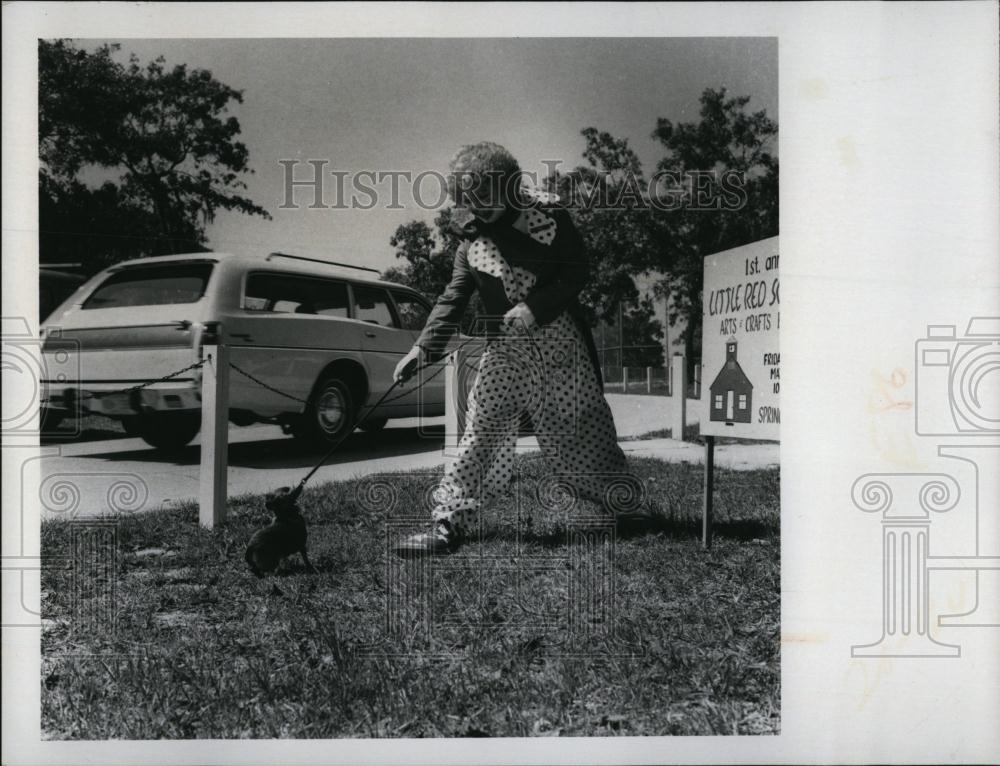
[{"left": 36, "top": 395, "right": 776, "bottom": 519}]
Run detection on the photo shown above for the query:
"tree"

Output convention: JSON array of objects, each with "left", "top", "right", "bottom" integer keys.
[
  {"left": 382, "top": 215, "right": 452, "bottom": 299},
  {"left": 545, "top": 129, "right": 665, "bottom": 367},
  {"left": 552, "top": 88, "right": 777, "bottom": 365},
  {"left": 38, "top": 39, "right": 269, "bottom": 272},
  {"left": 650, "top": 88, "right": 778, "bottom": 360}
]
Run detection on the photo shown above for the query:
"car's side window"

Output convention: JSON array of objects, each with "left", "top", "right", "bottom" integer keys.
[
  {"left": 391, "top": 291, "right": 430, "bottom": 331},
  {"left": 244, "top": 273, "right": 348, "bottom": 316},
  {"left": 352, "top": 285, "right": 398, "bottom": 327},
  {"left": 313, "top": 279, "right": 350, "bottom": 318}
]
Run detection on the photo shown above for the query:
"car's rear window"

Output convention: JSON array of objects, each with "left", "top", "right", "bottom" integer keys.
[{"left": 82, "top": 264, "right": 213, "bottom": 309}]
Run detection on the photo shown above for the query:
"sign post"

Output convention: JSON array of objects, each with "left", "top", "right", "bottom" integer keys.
[
  {"left": 199, "top": 322, "right": 229, "bottom": 529},
  {"left": 670, "top": 354, "right": 687, "bottom": 441},
  {"left": 443, "top": 349, "right": 463, "bottom": 472},
  {"left": 699, "top": 237, "right": 780, "bottom": 546},
  {"left": 702, "top": 435, "right": 715, "bottom": 549}
]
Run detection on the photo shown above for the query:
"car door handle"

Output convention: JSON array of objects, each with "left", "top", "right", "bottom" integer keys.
[
  {"left": 364, "top": 331, "right": 377, "bottom": 338},
  {"left": 230, "top": 332, "right": 254, "bottom": 341}
]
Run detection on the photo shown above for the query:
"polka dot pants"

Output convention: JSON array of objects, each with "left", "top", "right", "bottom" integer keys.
[{"left": 430, "top": 310, "right": 639, "bottom": 539}]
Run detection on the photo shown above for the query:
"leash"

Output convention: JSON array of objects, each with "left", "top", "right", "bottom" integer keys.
[
  {"left": 273, "top": 315, "right": 547, "bottom": 509},
  {"left": 277, "top": 332, "right": 492, "bottom": 505}
]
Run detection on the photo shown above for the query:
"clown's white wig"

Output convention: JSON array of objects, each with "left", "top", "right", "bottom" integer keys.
[{"left": 447, "top": 141, "right": 521, "bottom": 205}]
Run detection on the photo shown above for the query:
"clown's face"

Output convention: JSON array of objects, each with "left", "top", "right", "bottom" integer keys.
[{"left": 457, "top": 174, "right": 506, "bottom": 223}]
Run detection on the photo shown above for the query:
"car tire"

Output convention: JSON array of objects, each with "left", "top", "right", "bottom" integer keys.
[
  {"left": 135, "top": 412, "right": 201, "bottom": 452},
  {"left": 120, "top": 415, "right": 142, "bottom": 437},
  {"left": 39, "top": 408, "right": 64, "bottom": 434},
  {"left": 296, "top": 375, "right": 356, "bottom": 449},
  {"left": 358, "top": 417, "right": 388, "bottom": 433}
]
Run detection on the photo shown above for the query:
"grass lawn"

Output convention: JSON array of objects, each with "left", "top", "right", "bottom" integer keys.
[{"left": 41, "top": 456, "right": 779, "bottom": 739}]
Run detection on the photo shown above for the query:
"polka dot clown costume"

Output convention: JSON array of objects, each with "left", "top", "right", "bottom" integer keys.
[{"left": 394, "top": 143, "right": 655, "bottom": 556}]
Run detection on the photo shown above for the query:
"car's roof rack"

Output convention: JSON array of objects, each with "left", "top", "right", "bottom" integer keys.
[{"left": 267, "top": 251, "right": 381, "bottom": 275}]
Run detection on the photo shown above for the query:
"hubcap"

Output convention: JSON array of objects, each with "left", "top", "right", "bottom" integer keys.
[{"left": 317, "top": 387, "right": 346, "bottom": 434}]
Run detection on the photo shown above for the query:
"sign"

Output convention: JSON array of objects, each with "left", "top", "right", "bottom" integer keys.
[{"left": 700, "top": 237, "right": 780, "bottom": 441}]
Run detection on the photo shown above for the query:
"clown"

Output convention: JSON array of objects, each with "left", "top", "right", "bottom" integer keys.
[{"left": 393, "top": 142, "right": 660, "bottom": 555}]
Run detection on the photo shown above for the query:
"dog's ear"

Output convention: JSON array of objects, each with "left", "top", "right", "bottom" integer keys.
[
  {"left": 266, "top": 486, "right": 301, "bottom": 515},
  {"left": 264, "top": 486, "right": 292, "bottom": 511}
]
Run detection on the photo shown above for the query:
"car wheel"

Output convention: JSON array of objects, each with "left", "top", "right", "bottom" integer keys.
[
  {"left": 358, "top": 417, "right": 388, "bottom": 433},
  {"left": 135, "top": 412, "right": 201, "bottom": 452},
  {"left": 297, "top": 375, "right": 356, "bottom": 448}
]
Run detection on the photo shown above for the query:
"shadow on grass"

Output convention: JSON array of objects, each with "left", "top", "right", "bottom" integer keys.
[
  {"left": 72, "top": 424, "right": 446, "bottom": 469},
  {"left": 470, "top": 517, "right": 777, "bottom": 548}
]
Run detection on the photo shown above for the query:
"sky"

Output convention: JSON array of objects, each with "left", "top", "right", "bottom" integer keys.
[{"left": 97, "top": 37, "right": 777, "bottom": 273}]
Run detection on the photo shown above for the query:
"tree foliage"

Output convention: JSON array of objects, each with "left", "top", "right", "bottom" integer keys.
[
  {"left": 558, "top": 88, "right": 777, "bottom": 362},
  {"left": 649, "top": 88, "right": 778, "bottom": 359},
  {"left": 39, "top": 39, "right": 269, "bottom": 272},
  {"left": 545, "top": 129, "right": 665, "bottom": 366}
]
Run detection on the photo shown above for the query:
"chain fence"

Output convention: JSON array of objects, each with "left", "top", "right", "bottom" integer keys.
[
  {"left": 40, "top": 359, "right": 207, "bottom": 406},
  {"left": 42, "top": 352, "right": 484, "bottom": 421},
  {"left": 602, "top": 363, "right": 702, "bottom": 397},
  {"left": 227, "top": 361, "right": 309, "bottom": 404}
]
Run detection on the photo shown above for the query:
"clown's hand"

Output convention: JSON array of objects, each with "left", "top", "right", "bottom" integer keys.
[
  {"left": 394, "top": 346, "right": 424, "bottom": 384},
  {"left": 503, "top": 302, "right": 536, "bottom": 334}
]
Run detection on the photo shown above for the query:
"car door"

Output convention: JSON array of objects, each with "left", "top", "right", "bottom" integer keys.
[
  {"left": 388, "top": 289, "right": 447, "bottom": 411},
  {"left": 225, "top": 271, "right": 358, "bottom": 417},
  {"left": 350, "top": 283, "right": 414, "bottom": 406}
]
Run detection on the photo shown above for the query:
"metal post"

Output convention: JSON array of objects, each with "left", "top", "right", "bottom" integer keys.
[
  {"left": 646, "top": 366, "right": 652, "bottom": 394},
  {"left": 702, "top": 435, "right": 715, "bottom": 550},
  {"left": 199, "top": 322, "right": 229, "bottom": 529},
  {"left": 443, "top": 349, "right": 461, "bottom": 471},
  {"left": 670, "top": 354, "right": 687, "bottom": 441},
  {"left": 622, "top": 366, "right": 629, "bottom": 393},
  {"left": 694, "top": 363, "right": 702, "bottom": 399}
]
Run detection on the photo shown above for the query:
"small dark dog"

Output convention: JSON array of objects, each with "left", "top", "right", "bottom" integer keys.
[{"left": 245, "top": 486, "right": 316, "bottom": 577}]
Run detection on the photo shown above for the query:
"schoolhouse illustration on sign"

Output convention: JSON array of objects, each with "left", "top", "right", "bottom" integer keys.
[{"left": 709, "top": 339, "right": 753, "bottom": 423}]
